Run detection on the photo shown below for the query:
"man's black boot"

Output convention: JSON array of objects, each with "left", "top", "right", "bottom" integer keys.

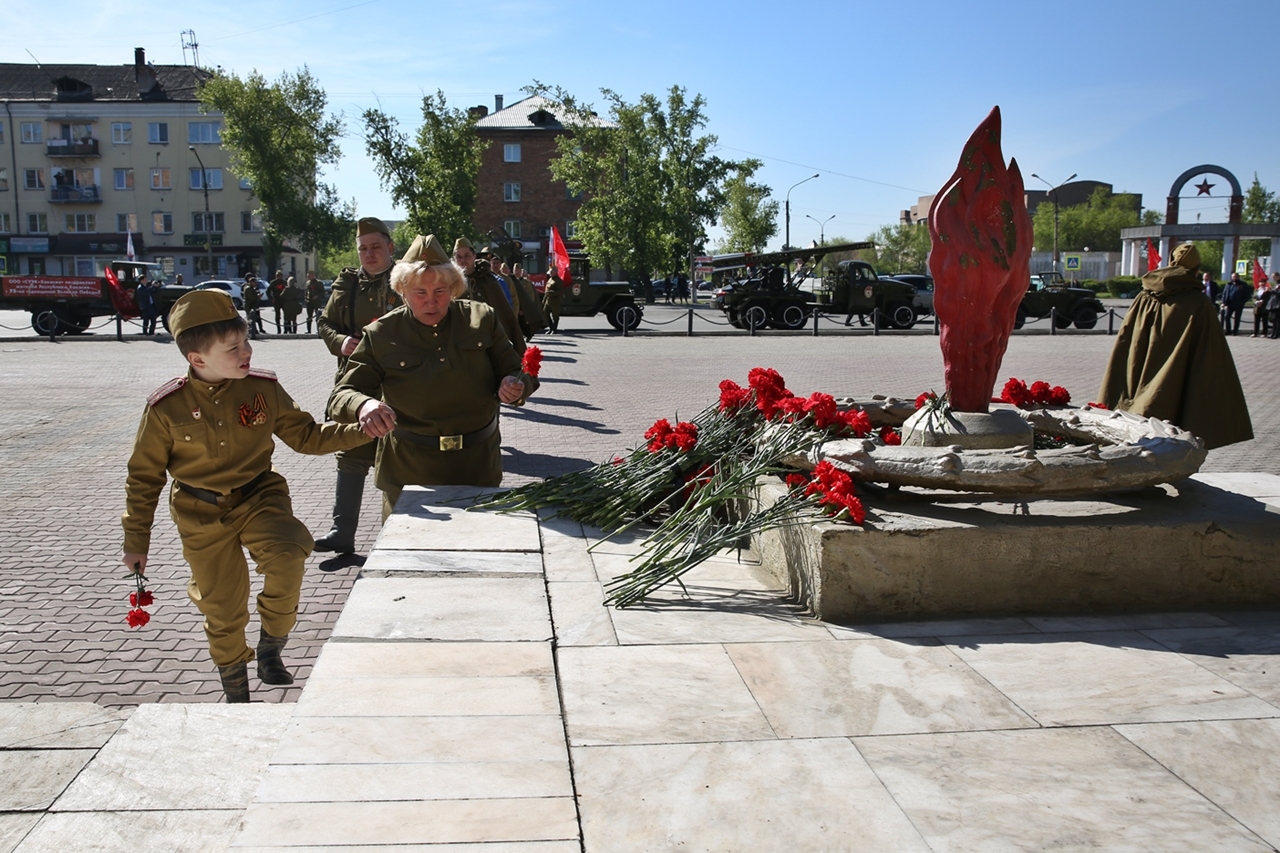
[
  {"left": 256, "top": 630, "right": 294, "bottom": 685},
  {"left": 314, "top": 470, "right": 364, "bottom": 553},
  {"left": 218, "top": 662, "right": 251, "bottom": 703}
]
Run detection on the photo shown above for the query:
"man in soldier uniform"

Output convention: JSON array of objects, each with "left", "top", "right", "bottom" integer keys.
[
  {"left": 313, "top": 217, "right": 400, "bottom": 553},
  {"left": 453, "top": 237, "right": 526, "bottom": 354},
  {"left": 121, "top": 290, "right": 371, "bottom": 702},
  {"left": 543, "top": 269, "right": 563, "bottom": 334}
]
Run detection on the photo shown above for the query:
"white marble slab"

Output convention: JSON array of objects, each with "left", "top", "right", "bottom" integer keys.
[
  {"left": 1191, "top": 472, "right": 1280, "bottom": 500},
  {"left": 538, "top": 512, "right": 598, "bottom": 582},
  {"left": 331, "top": 577, "right": 552, "bottom": 642},
  {"left": 255, "top": 758, "right": 572, "bottom": 803},
  {"left": 727, "top": 639, "right": 1037, "bottom": 737},
  {"left": 17, "top": 810, "right": 244, "bottom": 853},
  {"left": 294, "top": 675, "right": 560, "bottom": 718},
  {"left": 857, "top": 727, "right": 1275, "bottom": 852},
  {"left": 311, "top": 640, "right": 553, "bottom": 679},
  {"left": 232, "top": 798, "right": 578, "bottom": 847},
  {"left": 0, "top": 750, "right": 96, "bottom": 811},
  {"left": 946, "top": 630, "right": 1279, "bottom": 726},
  {"left": 557, "top": 645, "right": 775, "bottom": 746},
  {"left": 53, "top": 705, "right": 292, "bottom": 812},
  {"left": 574, "top": 739, "right": 930, "bottom": 852},
  {"left": 378, "top": 486, "right": 540, "bottom": 552},
  {"left": 0, "top": 814, "right": 38, "bottom": 853},
  {"left": 361, "top": 549, "right": 543, "bottom": 576},
  {"left": 270, "top": 715, "right": 569, "bottom": 765},
  {"left": 1116, "top": 718, "right": 1280, "bottom": 849},
  {"left": 608, "top": 584, "right": 829, "bottom": 645},
  {"left": 826, "top": 616, "right": 1039, "bottom": 640},
  {"left": 547, "top": 582, "right": 618, "bottom": 646},
  {"left": 229, "top": 844, "right": 579, "bottom": 853},
  {"left": 0, "top": 703, "right": 128, "bottom": 749},
  {"left": 1143, "top": 625, "right": 1280, "bottom": 706}
]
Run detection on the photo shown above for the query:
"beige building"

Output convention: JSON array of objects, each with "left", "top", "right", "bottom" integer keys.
[{"left": 0, "top": 48, "right": 311, "bottom": 281}]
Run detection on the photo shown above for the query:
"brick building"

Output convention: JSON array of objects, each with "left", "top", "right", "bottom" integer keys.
[{"left": 472, "top": 95, "right": 597, "bottom": 278}]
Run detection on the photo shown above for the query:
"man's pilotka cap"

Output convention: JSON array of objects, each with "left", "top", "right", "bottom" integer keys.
[
  {"left": 168, "top": 290, "right": 240, "bottom": 340},
  {"left": 453, "top": 237, "right": 473, "bottom": 254},
  {"left": 357, "top": 217, "right": 391, "bottom": 238},
  {"left": 401, "top": 234, "right": 450, "bottom": 265}
]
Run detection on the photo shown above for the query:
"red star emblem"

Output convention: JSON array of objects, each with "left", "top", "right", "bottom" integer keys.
[{"left": 1194, "top": 179, "right": 1215, "bottom": 196}]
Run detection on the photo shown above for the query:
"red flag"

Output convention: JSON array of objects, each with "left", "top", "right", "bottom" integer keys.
[
  {"left": 1146, "top": 238, "right": 1161, "bottom": 272},
  {"left": 549, "top": 225, "right": 572, "bottom": 284},
  {"left": 103, "top": 265, "right": 139, "bottom": 319},
  {"left": 1253, "top": 258, "right": 1267, "bottom": 287}
]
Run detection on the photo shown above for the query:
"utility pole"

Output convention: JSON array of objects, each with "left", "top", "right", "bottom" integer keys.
[
  {"left": 1032, "top": 172, "right": 1076, "bottom": 275},
  {"left": 784, "top": 174, "right": 819, "bottom": 251},
  {"left": 189, "top": 145, "right": 213, "bottom": 279}
]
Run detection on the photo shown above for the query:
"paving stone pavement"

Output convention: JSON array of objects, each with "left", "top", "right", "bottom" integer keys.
[{"left": 0, "top": 304, "right": 1276, "bottom": 707}]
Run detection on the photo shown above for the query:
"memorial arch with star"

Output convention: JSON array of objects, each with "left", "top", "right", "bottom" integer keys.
[{"left": 1119, "top": 164, "right": 1280, "bottom": 277}]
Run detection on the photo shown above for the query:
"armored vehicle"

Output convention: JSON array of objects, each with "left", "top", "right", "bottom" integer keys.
[{"left": 1016, "top": 271, "right": 1105, "bottom": 329}]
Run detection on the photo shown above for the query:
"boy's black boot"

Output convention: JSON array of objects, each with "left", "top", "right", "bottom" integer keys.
[
  {"left": 257, "top": 630, "right": 294, "bottom": 685},
  {"left": 218, "top": 662, "right": 251, "bottom": 703}
]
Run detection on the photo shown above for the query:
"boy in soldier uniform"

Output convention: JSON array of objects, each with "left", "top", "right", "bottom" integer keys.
[{"left": 121, "top": 290, "right": 373, "bottom": 702}]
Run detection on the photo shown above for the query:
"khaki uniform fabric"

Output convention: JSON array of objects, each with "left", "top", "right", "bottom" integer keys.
[
  {"left": 1098, "top": 264, "right": 1253, "bottom": 450},
  {"left": 317, "top": 265, "right": 400, "bottom": 470},
  {"left": 123, "top": 369, "right": 370, "bottom": 666},
  {"left": 464, "top": 261, "right": 526, "bottom": 354},
  {"left": 329, "top": 301, "right": 537, "bottom": 512},
  {"left": 543, "top": 276, "right": 563, "bottom": 332}
]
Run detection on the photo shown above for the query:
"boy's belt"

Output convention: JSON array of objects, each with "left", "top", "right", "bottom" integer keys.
[
  {"left": 393, "top": 417, "right": 497, "bottom": 451},
  {"left": 177, "top": 471, "right": 269, "bottom": 508}
]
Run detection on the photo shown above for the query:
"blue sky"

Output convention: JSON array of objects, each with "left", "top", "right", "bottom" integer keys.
[{"left": 7, "top": 0, "right": 1276, "bottom": 248}]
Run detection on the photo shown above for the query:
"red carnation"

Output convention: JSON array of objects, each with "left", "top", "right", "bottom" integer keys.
[
  {"left": 520, "top": 345, "right": 543, "bottom": 378},
  {"left": 126, "top": 608, "right": 151, "bottom": 628},
  {"left": 803, "top": 392, "right": 839, "bottom": 429},
  {"left": 129, "top": 590, "right": 154, "bottom": 607},
  {"left": 671, "top": 421, "right": 699, "bottom": 452},
  {"left": 718, "top": 379, "right": 751, "bottom": 413},
  {"left": 879, "top": 427, "right": 902, "bottom": 445},
  {"left": 1048, "top": 385, "right": 1071, "bottom": 406},
  {"left": 835, "top": 408, "right": 872, "bottom": 438},
  {"left": 1086, "top": 401, "right": 1108, "bottom": 410},
  {"left": 1001, "top": 378, "right": 1033, "bottom": 408},
  {"left": 915, "top": 392, "right": 933, "bottom": 410},
  {"left": 1029, "top": 381, "right": 1052, "bottom": 404},
  {"left": 644, "top": 418, "right": 673, "bottom": 453},
  {"left": 785, "top": 473, "right": 809, "bottom": 489}
]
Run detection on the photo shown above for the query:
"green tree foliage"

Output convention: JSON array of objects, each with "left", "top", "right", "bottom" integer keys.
[
  {"left": 199, "top": 67, "right": 353, "bottom": 272},
  {"left": 1241, "top": 174, "right": 1280, "bottom": 260},
  {"left": 865, "top": 223, "right": 931, "bottom": 274},
  {"left": 530, "top": 83, "right": 740, "bottom": 280},
  {"left": 715, "top": 161, "right": 777, "bottom": 252},
  {"left": 362, "top": 91, "right": 488, "bottom": 242},
  {"left": 1031, "top": 187, "right": 1142, "bottom": 252},
  {"left": 1192, "top": 241, "right": 1224, "bottom": 277}
]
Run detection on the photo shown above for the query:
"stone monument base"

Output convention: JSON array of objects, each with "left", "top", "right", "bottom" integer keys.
[{"left": 753, "top": 473, "right": 1280, "bottom": 623}]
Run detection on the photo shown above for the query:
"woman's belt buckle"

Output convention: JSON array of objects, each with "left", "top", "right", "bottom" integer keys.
[{"left": 438, "top": 434, "right": 464, "bottom": 451}]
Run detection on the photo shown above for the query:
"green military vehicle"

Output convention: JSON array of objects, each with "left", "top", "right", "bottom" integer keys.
[
  {"left": 1016, "top": 271, "right": 1105, "bottom": 329},
  {"left": 710, "top": 242, "right": 880, "bottom": 330},
  {"left": 556, "top": 252, "right": 643, "bottom": 330},
  {"left": 818, "top": 260, "right": 922, "bottom": 329}
]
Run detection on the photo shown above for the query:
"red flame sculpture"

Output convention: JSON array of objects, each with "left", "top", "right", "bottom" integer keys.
[{"left": 928, "top": 107, "right": 1032, "bottom": 413}]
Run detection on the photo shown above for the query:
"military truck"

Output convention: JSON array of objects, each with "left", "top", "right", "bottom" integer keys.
[
  {"left": 710, "top": 242, "right": 879, "bottom": 330},
  {"left": 818, "top": 260, "right": 922, "bottom": 329},
  {"left": 0, "top": 260, "right": 172, "bottom": 335},
  {"left": 1016, "top": 271, "right": 1105, "bottom": 329}
]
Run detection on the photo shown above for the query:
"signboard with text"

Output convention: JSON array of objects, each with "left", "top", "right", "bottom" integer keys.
[{"left": 2, "top": 276, "right": 103, "bottom": 299}]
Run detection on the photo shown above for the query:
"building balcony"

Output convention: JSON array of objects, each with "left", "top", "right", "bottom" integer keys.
[
  {"left": 46, "top": 138, "right": 100, "bottom": 157},
  {"left": 50, "top": 185, "right": 102, "bottom": 203}
]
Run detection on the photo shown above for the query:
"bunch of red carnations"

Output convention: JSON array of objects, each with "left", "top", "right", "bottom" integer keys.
[{"left": 126, "top": 572, "right": 154, "bottom": 628}]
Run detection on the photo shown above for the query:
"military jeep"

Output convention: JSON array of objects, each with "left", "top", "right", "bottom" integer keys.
[
  {"left": 817, "top": 260, "right": 921, "bottom": 329},
  {"left": 1016, "top": 271, "right": 1105, "bottom": 330}
]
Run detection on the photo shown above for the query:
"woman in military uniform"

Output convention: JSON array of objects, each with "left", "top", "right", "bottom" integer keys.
[{"left": 328, "top": 235, "right": 537, "bottom": 517}]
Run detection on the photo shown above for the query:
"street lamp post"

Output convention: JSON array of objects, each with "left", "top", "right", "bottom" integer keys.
[
  {"left": 805, "top": 214, "right": 836, "bottom": 246},
  {"left": 189, "top": 145, "right": 213, "bottom": 280},
  {"left": 1031, "top": 172, "right": 1076, "bottom": 275},
  {"left": 784, "top": 173, "right": 819, "bottom": 251}
]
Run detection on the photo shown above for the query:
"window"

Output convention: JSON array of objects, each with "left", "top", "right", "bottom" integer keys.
[
  {"left": 114, "top": 168, "right": 135, "bottom": 190},
  {"left": 566, "top": 185, "right": 584, "bottom": 200},
  {"left": 152, "top": 212, "right": 173, "bottom": 234},
  {"left": 503, "top": 182, "right": 521, "bottom": 202},
  {"left": 0, "top": 168, "right": 7, "bottom": 191},
  {"left": 65, "top": 213, "right": 96, "bottom": 233},
  {"left": 21, "top": 122, "right": 42, "bottom": 144},
  {"left": 239, "top": 176, "right": 252, "bottom": 190},
  {"left": 193, "top": 212, "right": 225, "bottom": 233},
  {"left": 74, "top": 258, "right": 95, "bottom": 276},
  {"left": 150, "top": 168, "right": 171, "bottom": 190},
  {"left": 241, "top": 211, "right": 263, "bottom": 232},
  {"left": 24, "top": 169, "right": 45, "bottom": 190},
  {"left": 504, "top": 143, "right": 521, "bottom": 163},
  {"left": 148, "top": 122, "right": 168, "bottom": 144},
  {"left": 28, "top": 213, "right": 48, "bottom": 233},
  {"left": 112, "top": 122, "right": 132, "bottom": 144},
  {"left": 0, "top": 213, "right": 10, "bottom": 233},
  {"left": 117, "top": 213, "right": 138, "bottom": 233},
  {"left": 189, "top": 168, "right": 223, "bottom": 190},
  {"left": 0, "top": 122, "right": 4, "bottom": 143},
  {"left": 503, "top": 220, "right": 521, "bottom": 239},
  {"left": 188, "top": 122, "right": 221, "bottom": 144},
  {"left": 565, "top": 220, "right": 578, "bottom": 239}
]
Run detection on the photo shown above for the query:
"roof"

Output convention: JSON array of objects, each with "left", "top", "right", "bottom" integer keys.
[
  {"left": 0, "top": 62, "right": 209, "bottom": 103},
  {"left": 474, "top": 94, "right": 612, "bottom": 131}
]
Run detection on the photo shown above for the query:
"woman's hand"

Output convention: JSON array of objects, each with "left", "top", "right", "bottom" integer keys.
[
  {"left": 498, "top": 375, "right": 525, "bottom": 404},
  {"left": 357, "top": 400, "right": 397, "bottom": 438}
]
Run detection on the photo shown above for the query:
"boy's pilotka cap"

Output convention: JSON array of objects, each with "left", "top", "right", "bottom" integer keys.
[{"left": 168, "top": 290, "right": 240, "bottom": 339}]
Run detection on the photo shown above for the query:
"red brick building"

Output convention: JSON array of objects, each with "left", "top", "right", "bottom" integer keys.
[{"left": 471, "top": 95, "right": 592, "bottom": 278}]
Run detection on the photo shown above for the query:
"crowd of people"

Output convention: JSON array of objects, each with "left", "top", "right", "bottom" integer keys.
[{"left": 1201, "top": 270, "right": 1280, "bottom": 339}]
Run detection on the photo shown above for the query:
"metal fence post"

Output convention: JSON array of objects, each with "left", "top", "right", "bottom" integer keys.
[
  {"left": 812, "top": 309, "right": 819, "bottom": 336},
  {"left": 1050, "top": 307, "right": 1057, "bottom": 336},
  {"left": 116, "top": 315, "right": 124, "bottom": 342},
  {"left": 933, "top": 314, "right": 939, "bottom": 336},
  {"left": 687, "top": 308, "right": 693, "bottom": 337},
  {"left": 1107, "top": 308, "right": 1115, "bottom": 335},
  {"left": 872, "top": 308, "right": 880, "bottom": 337}
]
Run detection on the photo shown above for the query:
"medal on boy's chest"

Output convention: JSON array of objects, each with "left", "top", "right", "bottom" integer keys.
[{"left": 237, "top": 393, "right": 269, "bottom": 428}]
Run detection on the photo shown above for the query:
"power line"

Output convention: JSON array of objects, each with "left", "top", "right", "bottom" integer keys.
[
  {"left": 716, "top": 144, "right": 931, "bottom": 195},
  {"left": 204, "top": 0, "right": 381, "bottom": 41}
]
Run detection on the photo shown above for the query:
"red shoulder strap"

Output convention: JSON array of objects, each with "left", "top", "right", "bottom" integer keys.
[
  {"left": 147, "top": 377, "right": 187, "bottom": 407},
  {"left": 247, "top": 368, "right": 278, "bottom": 381}
]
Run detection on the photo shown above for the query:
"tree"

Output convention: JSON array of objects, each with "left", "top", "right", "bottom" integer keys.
[
  {"left": 530, "top": 83, "right": 742, "bottom": 281},
  {"left": 1240, "top": 174, "right": 1280, "bottom": 260},
  {"left": 1031, "top": 187, "right": 1141, "bottom": 252},
  {"left": 715, "top": 161, "right": 777, "bottom": 253},
  {"left": 362, "top": 91, "right": 488, "bottom": 242},
  {"left": 866, "top": 223, "right": 931, "bottom": 274},
  {"left": 199, "top": 67, "right": 353, "bottom": 273}
]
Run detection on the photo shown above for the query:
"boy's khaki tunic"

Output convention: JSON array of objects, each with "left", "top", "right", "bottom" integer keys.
[
  {"left": 123, "top": 369, "right": 369, "bottom": 666},
  {"left": 317, "top": 266, "right": 399, "bottom": 471},
  {"left": 329, "top": 301, "right": 536, "bottom": 505}
]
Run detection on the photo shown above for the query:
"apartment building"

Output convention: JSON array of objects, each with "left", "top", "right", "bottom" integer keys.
[{"left": 0, "top": 48, "right": 309, "bottom": 281}]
